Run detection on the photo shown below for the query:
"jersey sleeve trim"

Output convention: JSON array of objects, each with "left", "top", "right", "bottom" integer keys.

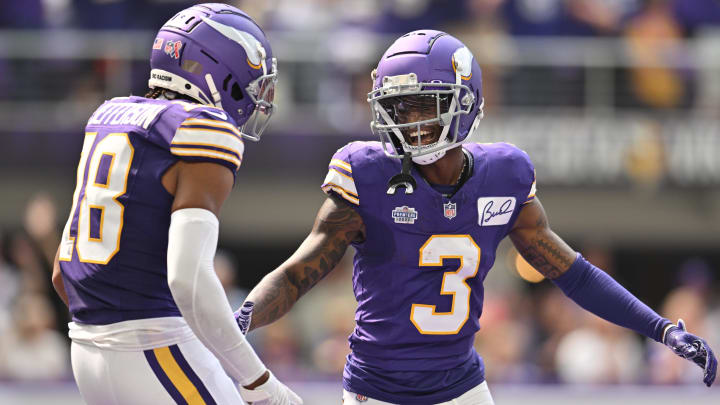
[
  {"left": 523, "top": 171, "right": 537, "bottom": 204},
  {"left": 322, "top": 183, "right": 359, "bottom": 205},
  {"left": 322, "top": 167, "right": 359, "bottom": 205},
  {"left": 170, "top": 143, "right": 241, "bottom": 160},
  {"left": 181, "top": 118, "right": 243, "bottom": 139},
  {"left": 173, "top": 127, "right": 243, "bottom": 153},
  {"left": 329, "top": 167, "right": 353, "bottom": 183},
  {"left": 170, "top": 147, "right": 242, "bottom": 170},
  {"left": 322, "top": 144, "right": 360, "bottom": 206},
  {"left": 170, "top": 141, "right": 241, "bottom": 158},
  {"left": 329, "top": 159, "right": 352, "bottom": 173},
  {"left": 171, "top": 118, "right": 245, "bottom": 172}
]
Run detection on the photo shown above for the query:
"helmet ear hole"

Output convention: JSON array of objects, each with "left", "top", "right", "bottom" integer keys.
[
  {"left": 222, "top": 74, "right": 232, "bottom": 91},
  {"left": 231, "top": 82, "right": 244, "bottom": 101}
]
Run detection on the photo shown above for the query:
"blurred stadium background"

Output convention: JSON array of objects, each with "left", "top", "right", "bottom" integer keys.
[{"left": 1, "top": 0, "right": 720, "bottom": 404}]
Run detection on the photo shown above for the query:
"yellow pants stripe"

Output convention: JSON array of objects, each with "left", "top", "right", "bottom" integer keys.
[{"left": 153, "top": 346, "right": 207, "bottom": 405}]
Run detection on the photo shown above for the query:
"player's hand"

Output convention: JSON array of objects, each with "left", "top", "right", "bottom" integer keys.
[
  {"left": 234, "top": 301, "right": 254, "bottom": 335},
  {"left": 664, "top": 319, "right": 717, "bottom": 387},
  {"left": 240, "top": 370, "right": 303, "bottom": 405}
]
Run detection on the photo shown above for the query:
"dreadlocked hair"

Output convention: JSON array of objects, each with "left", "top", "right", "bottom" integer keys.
[
  {"left": 145, "top": 87, "right": 164, "bottom": 99},
  {"left": 144, "top": 87, "right": 199, "bottom": 103}
]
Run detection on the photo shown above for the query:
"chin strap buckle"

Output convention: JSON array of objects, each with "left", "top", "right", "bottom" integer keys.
[{"left": 387, "top": 154, "right": 417, "bottom": 195}]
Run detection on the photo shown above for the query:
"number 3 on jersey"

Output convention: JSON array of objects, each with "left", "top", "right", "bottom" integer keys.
[
  {"left": 411, "top": 235, "right": 481, "bottom": 335},
  {"left": 59, "top": 132, "right": 134, "bottom": 264}
]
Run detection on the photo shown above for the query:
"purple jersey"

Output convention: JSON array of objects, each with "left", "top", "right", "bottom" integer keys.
[
  {"left": 58, "top": 96, "right": 244, "bottom": 325},
  {"left": 321, "top": 141, "right": 535, "bottom": 403}
]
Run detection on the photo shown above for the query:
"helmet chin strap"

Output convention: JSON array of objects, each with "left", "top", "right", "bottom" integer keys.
[
  {"left": 412, "top": 148, "right": 446, "bottom": 165},
  {"left": 205, "top": 73, "right": 222, "bottom": 107},
  {"left": 412, "top": 139, "right": 467, "bottom": 165},
  {"left": 387, "top": 154, "right": 417, "bottom": 195}
]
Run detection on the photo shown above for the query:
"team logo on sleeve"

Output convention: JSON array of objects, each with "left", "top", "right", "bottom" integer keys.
[
  {"left": 164, "top": 40, "right": 183, "bottom": 59},
  {"left": 477, "top": 197, "right": 516, "bottom": 226},
  {"left": 443, "top": 202, "right": 457, "bottom": 220},
  {"left": 392, "top": 206, "right": 418, "bottom": 224}
]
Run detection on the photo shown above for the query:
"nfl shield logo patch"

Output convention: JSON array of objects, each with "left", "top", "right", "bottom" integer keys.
[
  {"left": 355, "top": 393, "right": 368, "bottom": 402},
  {"left": 444, "top": 202, "right": 457, "bottom": 219}
]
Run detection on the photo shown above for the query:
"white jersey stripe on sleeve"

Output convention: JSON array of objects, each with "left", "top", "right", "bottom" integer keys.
[
  {"left": 330, "top": 159, "right": 352, "bottom": 173},
  {"left": 182, "top": 118, "right": 242, "bottom": 137},
  {"left": 170, "top": 147, "right": 242, "bottom": 169},
  {"left": 173, "top": 128, "right": 244, "bottom": 158},
  {"left": 329, "top": 168, "right": 354, "bottom": 183},
  {"left": 170, "top": 142, "right": 241, "bottom": 160},
  {"left": 323, "top": 168, "right": 357, "bottom": 196}
]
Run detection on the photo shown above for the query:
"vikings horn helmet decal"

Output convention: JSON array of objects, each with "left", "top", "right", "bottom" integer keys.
[
  {"left": 200, "top": 16, "right": 266, "bottom": 70},
  {"left": 149, "top": 3, "right": 277, "bottom": 141}
]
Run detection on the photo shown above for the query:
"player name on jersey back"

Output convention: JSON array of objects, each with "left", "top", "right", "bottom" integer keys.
[{"left": 87, "top": 102, "right": 168, "bottom": 129}]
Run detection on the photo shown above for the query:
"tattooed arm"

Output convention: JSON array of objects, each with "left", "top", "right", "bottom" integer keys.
[
  {"left": 508, "top": 198, "right": 575, "bottom": 279},
  {"left": 510, "top": 197, "right": 674, "bottom": 344},
  {"left": 243, "top": 194, "right": 365, "bottom": 332}
]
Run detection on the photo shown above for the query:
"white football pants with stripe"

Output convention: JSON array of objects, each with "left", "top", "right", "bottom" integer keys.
[
  {"left": 69, "top": 317, "right": 246, "bottom": 405},
  {"left": 342, "top": 381, "right": 495, "bottom": 405}
]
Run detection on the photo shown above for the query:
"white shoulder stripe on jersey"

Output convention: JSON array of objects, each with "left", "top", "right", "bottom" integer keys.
[
  {"left": 171, "top": 100, "right": 225, "bottom": 113},
  {"left": 182, "top": 118, "right": 242, "bottom": 137},
  {"left": 170, "top": 147, "right": 242, "bottom": 169},
  {"left": 323, "top": 168, "right": 357, "bottom": 196},
  {"left": 329, "top": 159, "right": 352, "bottom": 173},
  {"left": 173, "top": 128, "right": 244, "bottom": 158}
]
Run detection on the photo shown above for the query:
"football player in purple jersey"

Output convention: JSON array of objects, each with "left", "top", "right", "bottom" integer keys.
[
  {"left": 235, "top": 30, "right": 716, "bottom": 404},
  {"left": 51, "top": 4, "right": 301, "bottom": 405}
]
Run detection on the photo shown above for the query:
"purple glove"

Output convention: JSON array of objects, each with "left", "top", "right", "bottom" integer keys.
[
  {"left": 664, "top": 319, "right": 717, "bottom": 387},
  {"left": 234, "top": 301, "right": 254, "bottom": 335}
]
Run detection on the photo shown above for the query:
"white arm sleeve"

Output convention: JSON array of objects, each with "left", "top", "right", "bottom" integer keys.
[{"left": 167, "top": 208, "right": 266, "bottom": 386}]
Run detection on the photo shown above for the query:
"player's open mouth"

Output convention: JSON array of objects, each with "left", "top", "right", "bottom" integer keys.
[{"left": 407, "top": 129, "right": 437, "bottom": 146}]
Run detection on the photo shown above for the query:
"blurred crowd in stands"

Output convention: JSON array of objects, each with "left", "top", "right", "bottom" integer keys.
[
  {"left": 2, "top": 0, "right": 720, "bottom": 35},
  {"left": 3, "top": 0, "right": 720, "bottom": 112},
  {"left": 1, "top": 0, "right": 720, "bottom": 389},
  {"left": 1, "top": 192, "right": 719, "bottom": 387}
]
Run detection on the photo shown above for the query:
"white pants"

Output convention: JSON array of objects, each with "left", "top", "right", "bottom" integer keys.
[
  {"left": 70, "top": 318, "right": 245, "bottom": 405},
  {"left": 342, "top": 381, "right": 494, "bottom": 405}
]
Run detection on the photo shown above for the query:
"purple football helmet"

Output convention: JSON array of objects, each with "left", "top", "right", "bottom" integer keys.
[
  {"left": 149, "top": 3, "right": 277, "bottom": 141},
  {"left": 368, "top": 30, "right": 484, "bottom": 165}
]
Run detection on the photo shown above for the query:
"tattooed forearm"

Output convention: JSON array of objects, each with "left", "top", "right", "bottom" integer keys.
[
  {"left": 535, "top": 236, "right": 573, "bottom": 268},
  {"left": 245, "top": 196, "right": 364, "bottom": 332},
  {"left": 509, "top": 198, "right": 575, "bottom": 280},
  {"left": 246, "top": 271, "right": 295, "bottom": 331},
  {"left": 514, "top": 232, "right": 574, "bottom": 279}
]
